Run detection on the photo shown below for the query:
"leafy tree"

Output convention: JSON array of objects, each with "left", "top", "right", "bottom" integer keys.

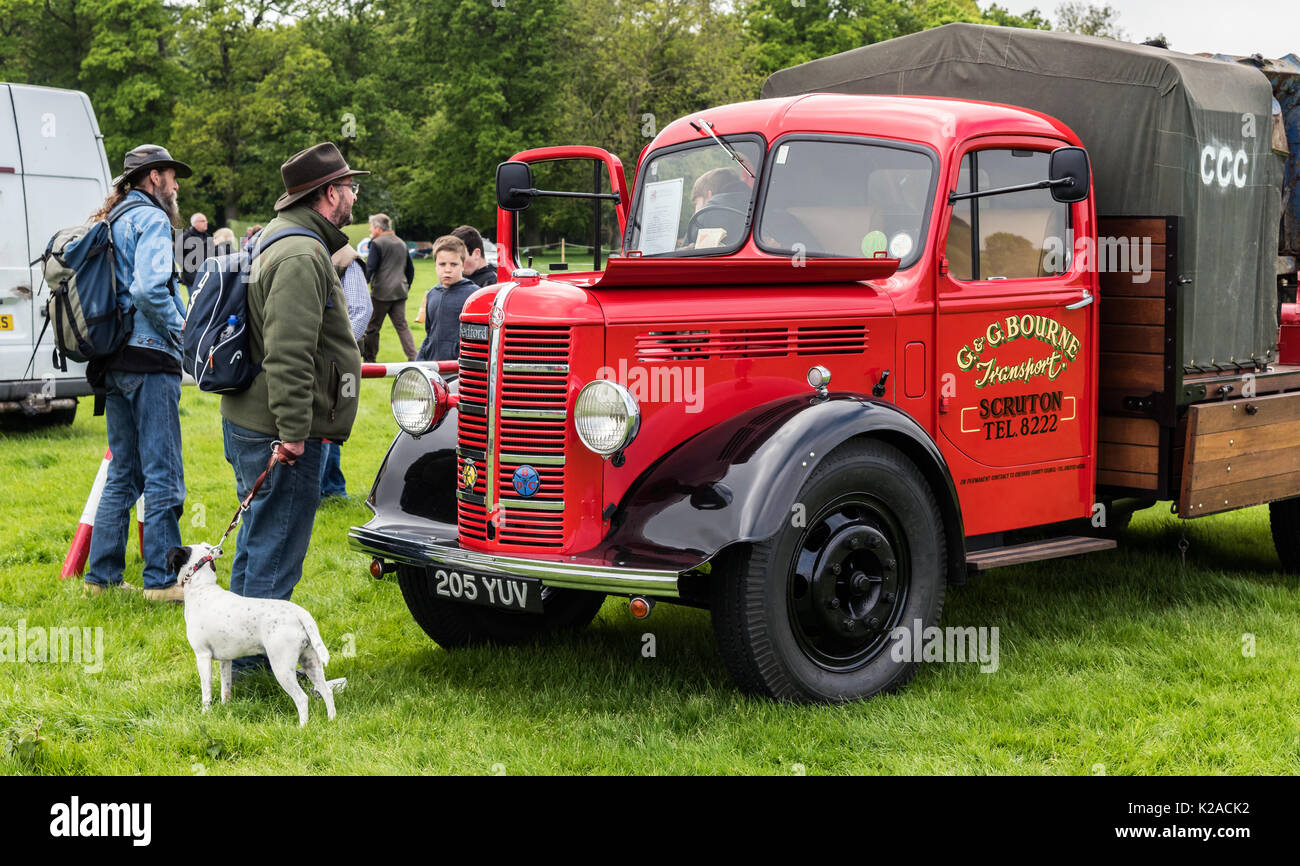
[
  {"left": 1053, "top": 1, "right": 1125, "bottom": 40},
  {"left": 169, "top": 1, "right": 341, "bottom": 224},
  {"left": 742, "top": 0, "right": 1052, "bottom": 81},
  {"left": 0, "top": 0, "right": 182, "bottom": 160}
]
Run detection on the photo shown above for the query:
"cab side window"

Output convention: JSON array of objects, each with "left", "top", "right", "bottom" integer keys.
[{"left": 946, "top": 149, "right": 1070, "bottom": 281}]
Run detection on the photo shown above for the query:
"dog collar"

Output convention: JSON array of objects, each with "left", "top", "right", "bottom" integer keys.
[{"left": 180, "top": 553, "right": 217, "bottom": 585}]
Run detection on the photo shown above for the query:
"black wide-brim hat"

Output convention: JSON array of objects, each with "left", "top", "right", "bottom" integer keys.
[
  {"left": 274, "top": 142, "right": 370, "bottom": 211},
  {"left": 112, "top": 144, "right": 193, "bottom": 187}
]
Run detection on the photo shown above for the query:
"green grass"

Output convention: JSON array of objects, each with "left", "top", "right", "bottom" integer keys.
[{"left": 3, "top": 276, "right": 1299, "bottom": 774}]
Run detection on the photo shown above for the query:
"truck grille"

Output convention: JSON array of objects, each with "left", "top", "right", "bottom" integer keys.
[{"left": 457, "top": 325, "right": 571, "bottom": 549}]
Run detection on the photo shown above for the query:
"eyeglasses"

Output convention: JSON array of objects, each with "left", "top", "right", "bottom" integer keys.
[{"left": 334, "top": 181, "right": 359, "bottom": 195}]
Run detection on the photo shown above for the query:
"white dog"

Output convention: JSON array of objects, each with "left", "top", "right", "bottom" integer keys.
[{"left": 167, "top": 543, "right": 336, "bottom": 727}]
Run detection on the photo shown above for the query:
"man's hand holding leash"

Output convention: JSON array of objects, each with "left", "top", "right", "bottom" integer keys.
[{"left": 276, "top": 440, "right": 305, "bottom": 465}]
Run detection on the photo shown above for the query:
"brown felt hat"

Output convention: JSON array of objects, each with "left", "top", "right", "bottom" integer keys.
[{"left": 273, "top": 142, "right": 369, "bottom": 211}]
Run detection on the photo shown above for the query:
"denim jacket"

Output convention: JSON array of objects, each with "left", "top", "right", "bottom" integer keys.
[{"left": 111, "top": 190, "right": 185, "bottom": 360}]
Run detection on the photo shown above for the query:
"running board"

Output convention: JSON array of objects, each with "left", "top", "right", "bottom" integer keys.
[{"left": 965, "top": 536, "right": 1116, "bottom": 575}]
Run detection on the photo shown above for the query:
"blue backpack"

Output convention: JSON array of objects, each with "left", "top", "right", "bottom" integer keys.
[
  {"left": 37, "top": 199, "right": 155, "bottom": 369},
  {"left": 182, "top": 227, "right": 324, "bottom": 393}
]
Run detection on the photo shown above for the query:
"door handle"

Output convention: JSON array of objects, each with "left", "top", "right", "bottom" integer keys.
[{"left": 1065, "top": 289, "right": 1093, "bottom": 310}]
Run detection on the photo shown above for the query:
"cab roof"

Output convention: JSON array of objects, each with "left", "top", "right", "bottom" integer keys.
[{"left": 648, "top": 93, "right": 1080, "bottom": 156}]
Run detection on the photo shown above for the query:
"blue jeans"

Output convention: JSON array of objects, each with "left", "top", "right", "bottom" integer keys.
[
  {"left": 319, "top": 441, "right": 347, "bottom": 497},
  {"left": 86, "top": 370, "right": 185, "bottom": 589},
  {"left": 221, "top": 419, "right": 322, "bottom": 602}
]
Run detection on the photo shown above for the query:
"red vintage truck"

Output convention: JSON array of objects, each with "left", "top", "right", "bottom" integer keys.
[{"left": 351, "top": 25, "right": 1298, "bottom": 702}]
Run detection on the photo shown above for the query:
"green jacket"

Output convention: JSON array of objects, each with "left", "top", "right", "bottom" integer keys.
[{"left": 220, "top": 206, "right": 363, "bottom": 443}]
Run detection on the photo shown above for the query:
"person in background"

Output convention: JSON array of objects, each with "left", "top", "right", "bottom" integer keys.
[
  {"left": 320, "top": 243, "right": 372, "bottom": 499},
  {"left": 451, "top": 224, "right": 496, "bottom": 288},
  {"left": 361, "top": 213, "right": 416, "bottom": 362},
  {"left": 242, "top": 224, "right": 264, "bottom": 251},
  {"left": 179, "top": 212, "right": 214, "bottom": 289},
  {"left": 83, "top": 144, "right": 192, "bottom": 603},
  {"left": 416, "top": 235, "right": 478, "bottom": 362},
  {"left": 212, "top": 227, "right": 237, "bottom": 257}
]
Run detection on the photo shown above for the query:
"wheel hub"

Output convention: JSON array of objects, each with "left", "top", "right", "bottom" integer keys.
[{"left": 788, "top": 500, "right": 907, "bottom": 669}]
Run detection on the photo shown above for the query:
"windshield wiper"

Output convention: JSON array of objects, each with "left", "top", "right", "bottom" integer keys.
[{"left": 689, "top": 117, "right": 755, "bottom": 180}]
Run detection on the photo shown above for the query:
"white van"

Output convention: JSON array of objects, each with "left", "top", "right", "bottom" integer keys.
[{"left": 0, "top": 83, "right": 113, "bottom": 424}]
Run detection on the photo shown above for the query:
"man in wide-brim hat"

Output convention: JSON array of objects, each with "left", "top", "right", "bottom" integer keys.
[
  {"left": 84, "top": 144, "right": 194, "bottom": 603},
  {"left": 218, "top": 143, "right": 366, "bottom": 665}
]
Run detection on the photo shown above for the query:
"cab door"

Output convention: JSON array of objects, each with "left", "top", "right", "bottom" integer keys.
[{"left": 935, "top": 138, "right": 1099, "bottom": 535}]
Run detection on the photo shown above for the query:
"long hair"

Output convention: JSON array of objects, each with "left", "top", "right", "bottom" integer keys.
[{"left": 91, "top": 179, "right": 132, "bottom": 223}]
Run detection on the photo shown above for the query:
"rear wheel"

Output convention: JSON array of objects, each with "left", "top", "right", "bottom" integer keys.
[
  {"left": 1269, "top": 497, "right": 1300, "bottom": 573},
  {"left": 711, "top": 439, "right": 946, "bottom": 702},
  {"left": 396, "top": 564, "right": 606, "bottom": 648}
]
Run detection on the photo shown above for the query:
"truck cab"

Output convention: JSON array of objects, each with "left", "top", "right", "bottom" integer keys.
[
  {"left": 353, "top": 79, "right": 1296, "bottom": 702},
  {"left": 354, "top": 92, "right": 1113, "bottom": 701}
]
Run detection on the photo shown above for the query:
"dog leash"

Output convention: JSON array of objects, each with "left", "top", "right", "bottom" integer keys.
[{"left": 213, "top": 441, "right": 283, "bottom": 551}]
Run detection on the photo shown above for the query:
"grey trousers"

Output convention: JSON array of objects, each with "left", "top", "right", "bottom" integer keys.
[{"left": 362, "top": 297, "right": 417, "bottom": 362}]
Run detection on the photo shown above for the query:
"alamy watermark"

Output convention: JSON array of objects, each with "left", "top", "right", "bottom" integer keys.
[
  {"left": 888, "top": 619, "right": 1000, "bottom": 673},
  {"left": 1042, "top": 235, "right": 1155, "bottom": 282},
  {"left": 596, "top": 358, "right": 704, "bottom": 413},
  {"left": 0, "top": 619, "right": 104, "bottom": 674}
]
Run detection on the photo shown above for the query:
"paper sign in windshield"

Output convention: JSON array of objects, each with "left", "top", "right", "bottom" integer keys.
[{"left": 640, "top": 177, "right": 684, "bottom": 255}]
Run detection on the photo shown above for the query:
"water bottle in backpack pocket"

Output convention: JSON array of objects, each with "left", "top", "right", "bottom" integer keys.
[{"left": 182, "top": 226, "right": 323, "bottom": 393}]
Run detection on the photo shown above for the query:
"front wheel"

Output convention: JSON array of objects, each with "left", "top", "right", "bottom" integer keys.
[
  {"left": 711, "top": 439, "right": 947, "bottom": 702},
  {"left": 396, "top": 564, "right": 606, "bottom": 648}
]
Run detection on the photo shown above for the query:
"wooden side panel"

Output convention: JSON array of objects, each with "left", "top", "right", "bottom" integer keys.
[
  {"left": 1100, "top": 298, "right": 1164, "bottom": 325},
  {"left": 1097, "top": 415, "right": 1160, "bottom": 490},
  {"left": 1101, "top": 218, "right": 1167, "bottom": 244},
  {"left": 1180, "top": 391, "right": 1300, "bottom": 516},
  {"left": 1100, "top": 353, "right": 1163, "bottom": 391},
  {"left": 1096, "top": 215, "right": 1174, "bottom": 496},
  {"left": 1100, "top": 324, "right": 1164, "bottom": 354},
  {"left": 1097, "top": 216, "right": 1169, "bottom": 403}
]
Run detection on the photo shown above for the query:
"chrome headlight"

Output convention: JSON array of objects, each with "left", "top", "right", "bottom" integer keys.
[
  {"left": 391, "top": 367, "right": 450, "bottom": 436},
  {"left": 575, "top": 379, "right": 640, "bottom": 456}
]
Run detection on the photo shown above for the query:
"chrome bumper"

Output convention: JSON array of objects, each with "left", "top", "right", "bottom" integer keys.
[{"left": 348, "top": 525, "right": 682, "bottom": 598}]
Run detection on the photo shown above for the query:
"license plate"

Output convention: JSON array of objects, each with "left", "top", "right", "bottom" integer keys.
[
  {"left": 430, "top": 567, "right": 544, "bottom": 613},
  {"left": 0, "top": 314, "right": 12, "bottom": 330}
]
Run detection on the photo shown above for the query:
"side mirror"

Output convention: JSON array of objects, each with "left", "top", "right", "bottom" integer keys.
[
  {"left": 1049, "top": 147, "right": 1090, "bottom": 203},
  {"left": 496, "top": 161, "right": 534, "bottom": 212}
]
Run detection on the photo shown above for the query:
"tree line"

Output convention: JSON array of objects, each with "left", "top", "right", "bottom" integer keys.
[{"left": 2, "top": 0, "right": 1126, "bottom": 241}]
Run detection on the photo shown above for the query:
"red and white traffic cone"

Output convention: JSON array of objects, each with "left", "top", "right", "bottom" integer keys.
[
  {"left": 60, "top": 451, "right": 146, "bottom": 580},
  {"left": 61, "top": 448, "right": 112, "bottom": 579},
  {"left": 135, "top": 493, "right": 145, "bottom": 558}
]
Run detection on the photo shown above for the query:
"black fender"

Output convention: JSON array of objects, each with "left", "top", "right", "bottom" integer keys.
[
  {"left": 361, "top": 391, "right": 461, "bottom": 541},
  {"left": 598, "top": 393, "right": 966, "bottom": 583}
]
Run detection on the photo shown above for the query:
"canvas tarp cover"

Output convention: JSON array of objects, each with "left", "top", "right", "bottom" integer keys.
[{"left": 763, "top": 22, "right": 1286, "bottom": 371}]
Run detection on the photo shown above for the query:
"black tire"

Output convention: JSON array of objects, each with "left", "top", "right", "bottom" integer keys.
[
  {"left": 396, "top": 564, "right": 606, "bottom": 648},
  {"left": 711, "top": 439, "right": 946, "bottom": 702},
  {"left": 1269, "top": 497, "right": 1300, "bottom": 572}
]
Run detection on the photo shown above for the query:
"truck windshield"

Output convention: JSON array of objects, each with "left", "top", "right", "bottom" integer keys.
[
  {"left": 628, "top": 137, "right": 764, "bottom": 256},
  {"left": 755, "top": 138, "right": 936, "bottom": 267}
]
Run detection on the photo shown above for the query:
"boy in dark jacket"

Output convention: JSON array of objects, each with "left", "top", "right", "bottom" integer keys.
[{"left": 416, "top": 235, "right": 479, "bottom": 361}]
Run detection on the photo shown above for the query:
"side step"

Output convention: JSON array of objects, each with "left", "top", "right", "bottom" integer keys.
[{"left": 966, "top": 535, "right": 1116, "bottom": 575}]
